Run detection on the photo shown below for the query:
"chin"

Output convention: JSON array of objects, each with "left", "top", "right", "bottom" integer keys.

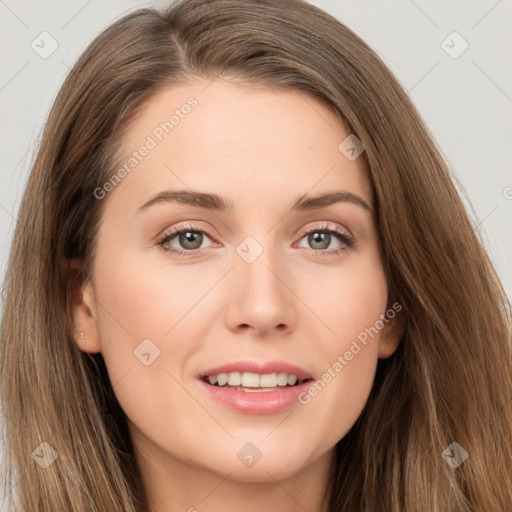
[{"left": 192, "top": 438, "right": 323, "bottom": 483}]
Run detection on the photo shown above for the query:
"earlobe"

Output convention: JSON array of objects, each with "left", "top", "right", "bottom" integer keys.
[
  {"left": 377, "top": 305, "right": 406, "bottom": 359},
  {"left": 67, "top": 259, "right": 102, "bottom": 354}
]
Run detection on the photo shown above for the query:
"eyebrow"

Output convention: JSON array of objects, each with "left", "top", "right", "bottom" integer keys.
[{"left": 136, "top": 188, "right": 372, "bottom": 214}]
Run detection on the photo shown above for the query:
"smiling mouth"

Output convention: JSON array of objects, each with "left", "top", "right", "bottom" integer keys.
[{"left": 201, "top": 371, "right": 313, "bottom": 392}]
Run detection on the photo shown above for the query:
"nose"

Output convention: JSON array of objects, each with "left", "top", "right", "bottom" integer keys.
[{"left": 225, "top": 246, "right": 297, "bottom": 337}]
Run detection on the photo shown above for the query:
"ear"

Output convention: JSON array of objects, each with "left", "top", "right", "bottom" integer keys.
[
  {"left": 378, "top": 302, "right": 406, "bottom": 359},
  {"left": 67, "top": 259, "right": 101, "bottom": 354}
]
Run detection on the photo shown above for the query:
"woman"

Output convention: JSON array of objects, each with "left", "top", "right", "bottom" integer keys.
[{"left": 1, "top": 0, "right": 511, "bottom": 510}]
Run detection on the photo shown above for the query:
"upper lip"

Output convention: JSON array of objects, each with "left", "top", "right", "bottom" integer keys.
[{"left": 199, "top": 360, "right": 314, "bottom": 381}]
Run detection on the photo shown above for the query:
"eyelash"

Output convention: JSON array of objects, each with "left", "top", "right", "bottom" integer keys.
[{"left": 156, "top": 223, "right": 354, "bottom": 258}]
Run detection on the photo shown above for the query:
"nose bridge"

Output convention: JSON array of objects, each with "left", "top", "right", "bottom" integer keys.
[
  {"left": 237, "top": 233, "right": 288, "bottom": 300},
  {"left": 227, "top": 232, "right": 295, "bottom": 332}
]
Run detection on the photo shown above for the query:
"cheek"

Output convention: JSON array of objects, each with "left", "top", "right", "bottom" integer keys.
[
  {"left": 295, "top": 259, "right": 388, "bottom": 445},
  {"left": 90, "top": 249, "right": 220, "bottom": 402},
  {"left": 327, "top": 261, "right": 387, "bottom": 380},
  {"left": 93, "top": 248, "right": 215, "bottom": 342},
  {"left": 91, "top": 253, "right": 209, "bottom": 437},
  {"left": 310, "top": 256, "right": 388, "bottom": 353}
]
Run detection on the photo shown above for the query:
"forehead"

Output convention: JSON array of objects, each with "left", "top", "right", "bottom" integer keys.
[{"left": 107, "top": 78, "right": 373, "bottom": 214}]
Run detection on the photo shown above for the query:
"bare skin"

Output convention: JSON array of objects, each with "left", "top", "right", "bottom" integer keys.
[{"left": 72, "top": 77, "right": 404, "bottom": 512}]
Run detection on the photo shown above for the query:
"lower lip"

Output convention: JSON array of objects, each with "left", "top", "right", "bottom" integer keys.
[{"left": 198, "top": 378, "right": 313, "bottom": 414}]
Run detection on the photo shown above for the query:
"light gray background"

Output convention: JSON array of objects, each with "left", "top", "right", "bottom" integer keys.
[{"left": 1, "top": 0, "right": 511, "bottom": 508}]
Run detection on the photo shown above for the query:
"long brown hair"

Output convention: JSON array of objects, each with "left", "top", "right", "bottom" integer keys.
[{"left": 1, "top": 0, "right": 511, "bottom": 510}]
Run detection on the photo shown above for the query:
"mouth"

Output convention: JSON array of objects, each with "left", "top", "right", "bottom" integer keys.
[
  {"left": 201, "top": 371, "right": 313, "bottom": 392},
  {"left": 197, "top": 361, "right": 315, "bottom": 413}
]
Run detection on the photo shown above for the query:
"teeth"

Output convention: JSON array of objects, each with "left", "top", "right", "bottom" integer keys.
[
  {"left": 205, "top": 371, "right": 306, "bottom": 388},
  {"left": 241, "top": 372, "right": 260, "bottom": 387},
  {"left": 227, "top": 372, "right": 242, "bottom": 386},
  {"left": 217, "top": 373, "right": 228, "bottom": 386},
  {"left": 276, "top": 372, "right": 288, "bottom": 386},
  {"left": 287, "top": 374, "right": 297, "bottom": 386}
]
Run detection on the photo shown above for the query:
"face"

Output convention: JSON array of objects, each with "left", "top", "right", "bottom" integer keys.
[{"left": 73, "top": 77, "right": 402, "bottom": 488}]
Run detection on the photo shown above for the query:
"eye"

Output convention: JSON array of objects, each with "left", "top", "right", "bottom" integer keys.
[
  {"left": 157, "top": 224, "right": 216, "bottom": 256},
  {"left": 157, "top": 222, "right": 354, "bottom": 258},
  {"left": 295, "top": 223, "right": 354, "bottom": 257}
]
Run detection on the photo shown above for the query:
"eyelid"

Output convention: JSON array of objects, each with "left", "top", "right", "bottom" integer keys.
[{"left": 298, "top": 221, "right": 352, "bottom": 239}]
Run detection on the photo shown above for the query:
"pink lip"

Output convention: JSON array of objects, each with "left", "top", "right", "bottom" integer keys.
[
  {"left": 197, "top": 359, "right": 314, "bottom": 415},
  {"left": 198, "top": 360, "right": 313, "bottom": 381},
  {"left": 197, "top": 378, "right": 314, "bottom": 415}
]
